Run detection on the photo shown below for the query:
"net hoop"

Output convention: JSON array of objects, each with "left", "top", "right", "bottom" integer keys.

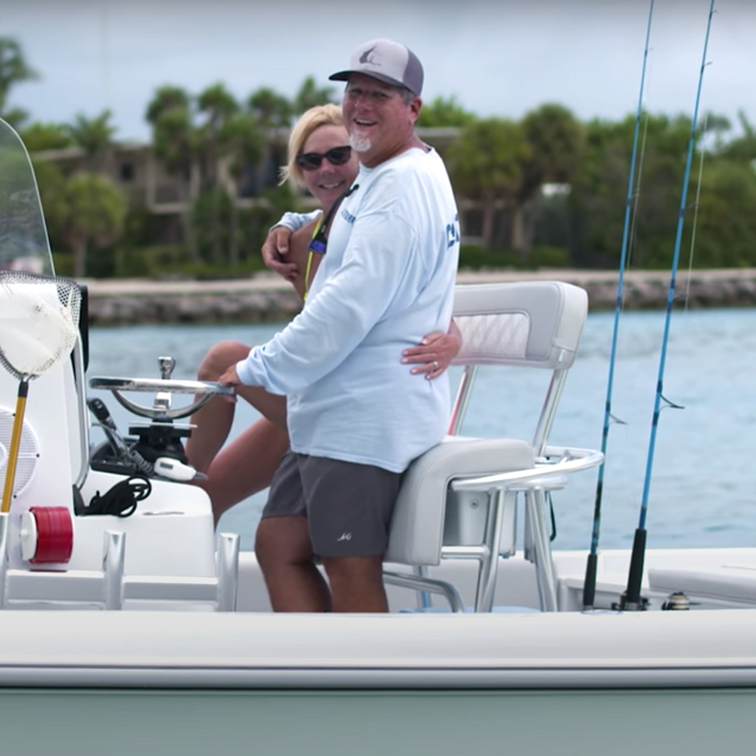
[{"left": 0, "top": 271, "right": 81, "bottom": 380}]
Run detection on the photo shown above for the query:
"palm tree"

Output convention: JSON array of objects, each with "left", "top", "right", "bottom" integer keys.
[
  {"left": 63, "top": 173, "right": 127, "bottom": 277},
  {"left": 221, "top": 112, "right": 265, "bottom": 266},
  {"left": 196, "top": 83, "right": 239, "bottom": 264},
  {"left": 66, "top": 109, "right": 117, "bottom": 172},
  {"left": 197, "top": 84, "right": 239, "bottom": 186},
  {"left": 247, "top": 86, "right": 293, "bottom": 210},
  {"left": 0, "top": 37, "right": 38, "bottom": 128},
  {"left": 0, "top": 37, "right": 39, "bottom": 126},
  {"left": 145, "top": 85, "right": 200, "bottom": 262},
  {"left": 292, "top": 76, "right": 336, "bottom": 116},
  {"left": 247, "top": 87, "right": 292, "bottom": 129}
]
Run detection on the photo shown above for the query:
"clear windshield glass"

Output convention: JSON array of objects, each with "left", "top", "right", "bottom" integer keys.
[{"left": 0, "top": 118, "right": 54, "bottom": 276}]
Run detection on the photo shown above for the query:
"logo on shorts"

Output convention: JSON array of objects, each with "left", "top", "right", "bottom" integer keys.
[{"left": 337, "top": 532, "right": 352, "bottom": 542}]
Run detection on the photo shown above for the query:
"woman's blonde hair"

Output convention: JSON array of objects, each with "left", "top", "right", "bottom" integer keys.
[{"left": 279, "top": 103, "right": 344, "bottom": 188}]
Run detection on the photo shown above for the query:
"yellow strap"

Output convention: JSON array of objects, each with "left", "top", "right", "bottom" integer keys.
[{"left": 303, "top": 215, "right": 324, "bottom": 302}]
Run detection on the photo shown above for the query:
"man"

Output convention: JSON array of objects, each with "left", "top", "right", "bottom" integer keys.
[{"left": 219, "top": 38, "right": 460, "bottom": 613}]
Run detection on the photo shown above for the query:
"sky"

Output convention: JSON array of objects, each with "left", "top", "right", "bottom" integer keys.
[{"left": 1, "top": 0, "right": 752, "bottom": 143}]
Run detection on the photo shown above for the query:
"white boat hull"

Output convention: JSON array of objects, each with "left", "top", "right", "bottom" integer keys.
[{"left": 1, "top": 604, "right": 755, "bottom": 755}]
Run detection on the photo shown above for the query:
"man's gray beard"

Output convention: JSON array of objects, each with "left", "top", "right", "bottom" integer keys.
[{"left": 349, "top": 131, "right": 372, "bottom": 153}]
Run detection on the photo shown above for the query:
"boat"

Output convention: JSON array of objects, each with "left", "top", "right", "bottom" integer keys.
[{"left": 2, "top": 108, "right": 756, "bottom": 756}]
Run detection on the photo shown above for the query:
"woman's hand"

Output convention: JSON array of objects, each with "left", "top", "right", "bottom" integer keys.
[{"left": 402, "top": 327, "right": 462, "bottom": 380}]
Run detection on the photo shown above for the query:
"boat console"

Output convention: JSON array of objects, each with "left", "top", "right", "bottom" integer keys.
[{"left": 88, "top": 355, "right": 233, "bottom": 480}]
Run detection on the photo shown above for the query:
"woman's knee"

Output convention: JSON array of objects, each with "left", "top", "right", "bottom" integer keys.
[{"left": 197, "top": 341, "right": 250, "bottom": 381}]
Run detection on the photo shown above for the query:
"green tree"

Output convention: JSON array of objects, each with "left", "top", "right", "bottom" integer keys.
[
  {"left": 717, "top": 110, "right": 756, "bottom": 164},
  {"left": 698, "top": 110, "right": 732, "bottom": 152},
  {"left": 247, "top": 87, "right": 292, "bottom": 129},
  {"left": 446, "top": 117, "right": 530, "bottom": 250},
  {"left": 246, "top": 86, "right": 292, "bottom": 217},
  {"left": 417, "top": 95, "right": 475, "bottom": 128},
  {"left": 196, "top": 83, "right": 240, "bottom": 263},
  {"left": 515, "top": 104, "right": 584, "bottom": 255},
  {"left": 221, "top": 111, "right": 265, "bottom": 266},
  {"left": 63, "top": 172, "right": 127, "bottom": 277},
  {"left": 66, "top": 109, "right": 117, "bottom": 171},
  {"left": 145, "top": 85, "right": 201, "bottom": 262},
  {"left": 691, "top": 157, "right": 756, "bottom": 267},
  {"left": 20, "top": 122, "right": 73, "bottom": 152},
  {"left": 0, "top": 37, "right": 38, "bottom": 127},
  {"left": 292, "top": 76, "right": 337, "bottom": 116},
  {"left": 568, "top": 113, "right": 691, "bottom": 268},
  {"left": 191, "top": 187, "right": 232, "bottom": 271},
  {"left": 197, "top": 83, "right": 239, "bottom": 188},
  {"left": 238, "top": 182, "right": 297, "bottom": 272},
  {"left": 30, "top": 158, "right": 68, "bottom": 252}
]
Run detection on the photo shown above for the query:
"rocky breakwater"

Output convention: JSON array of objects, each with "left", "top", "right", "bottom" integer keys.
[
  {"left": 83, "top": 269, "right": 756, "bottom": 327},
  {"left": 84, "top": 275, "right": 304, "bottom": 326}
]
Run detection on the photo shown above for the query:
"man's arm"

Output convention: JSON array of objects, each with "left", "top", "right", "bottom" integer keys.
[
  {"left": 235, "top": 209, "right": 424, "bottom": 395},
  {"left": 261, "top": 210, "right": 321, "bottom": 282}
]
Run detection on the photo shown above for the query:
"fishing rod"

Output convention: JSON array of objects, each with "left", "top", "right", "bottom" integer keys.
[
  {"left": 622, "top": 0, "right": 716, "bottom": 611},
  {"left": 581, "top": 0, "right": 655, "bottom": 611},
  {"left": 683, "top": 113, "right": 709, "bottom": 310}
]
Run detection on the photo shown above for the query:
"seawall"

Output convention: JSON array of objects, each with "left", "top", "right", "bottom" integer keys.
[{"left": 82, "top": 269, "right": 756, "bottom": 326}]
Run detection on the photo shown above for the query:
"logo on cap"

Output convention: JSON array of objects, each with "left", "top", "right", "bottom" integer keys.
[
  {"left": 329, "top": 38, "right": 424, "bottom": 97},
  {"left": 359, "top": 46, "right": 379, "bottom": 66}
]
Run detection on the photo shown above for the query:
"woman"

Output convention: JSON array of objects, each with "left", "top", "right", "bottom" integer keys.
[{"left": 186, "top": 104, "right": 460, "bottom": 522}]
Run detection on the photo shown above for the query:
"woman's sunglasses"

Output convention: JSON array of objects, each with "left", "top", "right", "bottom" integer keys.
[{"left": 296, "top": 146, "right": 352, "bottom": 172}]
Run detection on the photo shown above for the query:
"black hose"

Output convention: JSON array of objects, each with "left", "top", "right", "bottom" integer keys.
[{"left": 82, "top": 476, "right": 152, "bottom": 518}]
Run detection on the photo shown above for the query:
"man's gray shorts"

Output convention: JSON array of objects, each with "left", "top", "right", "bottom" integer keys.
[{"left": 262, "top": 450, "right": 402, "bottom": 558}]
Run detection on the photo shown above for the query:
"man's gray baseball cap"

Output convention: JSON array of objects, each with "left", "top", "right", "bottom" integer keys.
[{"left": 329, "top": 38, "right": 424, "bottom": 97}]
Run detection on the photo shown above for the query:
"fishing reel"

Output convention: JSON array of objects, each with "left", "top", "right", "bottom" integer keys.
[{"left": 87, "top": 356, "right": 233, "bottom": 481}]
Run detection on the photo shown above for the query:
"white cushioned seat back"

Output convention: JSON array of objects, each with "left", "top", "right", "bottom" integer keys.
[
  {"left": 385, "top": 436, "right": 534, "bottom": 565},
  {"left": 452, "top": 281, "right": 587, "bottom": 370},
  {"left": 385, "top": 281, "right": 589, "bottom": 570}
]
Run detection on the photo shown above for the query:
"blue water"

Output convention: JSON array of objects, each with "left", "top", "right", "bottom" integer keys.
[{"left": 86, "top": 307, "right": 756, "bottom": 553}]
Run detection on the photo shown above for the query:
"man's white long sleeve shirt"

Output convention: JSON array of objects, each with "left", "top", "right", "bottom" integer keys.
[{"left": 236, "top": 147, "right": 459, "bottom": 472}]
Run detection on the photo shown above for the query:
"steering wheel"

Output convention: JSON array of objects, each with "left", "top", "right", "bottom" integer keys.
[{"left": 88, "top": 376, "right": 234, "bottom": 421}]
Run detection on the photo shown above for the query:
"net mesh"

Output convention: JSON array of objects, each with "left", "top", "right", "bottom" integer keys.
[{"left": 0, "top": 271, "right": 81, "bottom": 380}]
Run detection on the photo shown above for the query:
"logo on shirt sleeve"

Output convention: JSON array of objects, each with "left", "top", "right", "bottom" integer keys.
[{"left": 446, "top": 213, "right": 460, "bottom": 248}]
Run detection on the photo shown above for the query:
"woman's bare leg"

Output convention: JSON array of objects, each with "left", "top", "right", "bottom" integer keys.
[
  {"left": 186, "top": 341, "right": 251, "bottom": 472},
  {"left": 198, "top": 418, "right": 290, "bottom": 523}
]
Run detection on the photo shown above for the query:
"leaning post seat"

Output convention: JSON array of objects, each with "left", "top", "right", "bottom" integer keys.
[{"left": 383, "top": 281, "right": 602, "bottom": 613}]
